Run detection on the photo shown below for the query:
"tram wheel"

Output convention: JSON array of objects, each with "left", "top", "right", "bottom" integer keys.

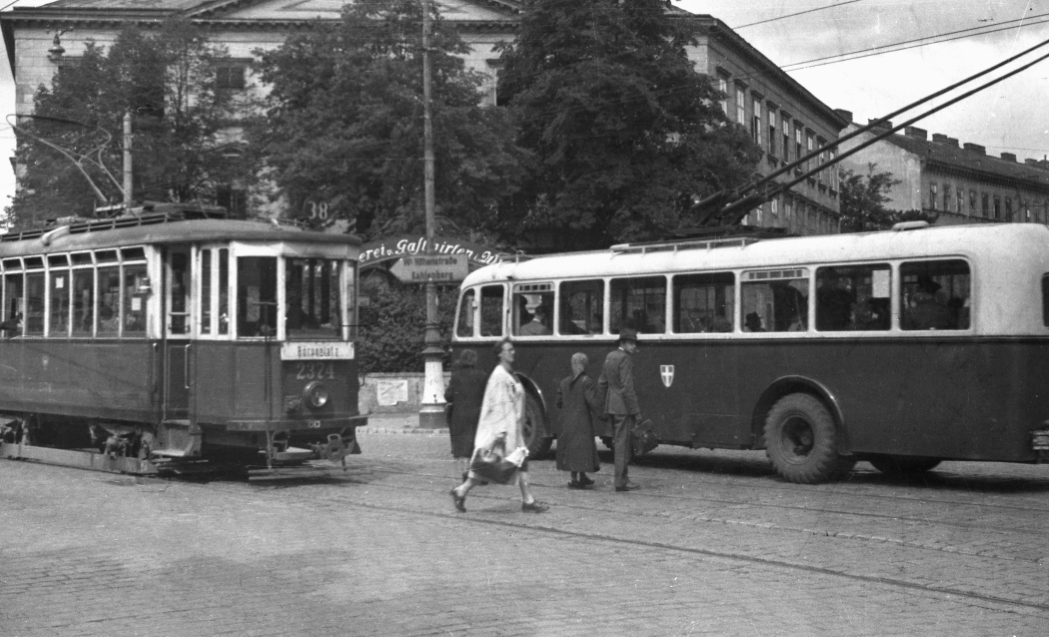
[
  {"left": 867, "top": 454, "right": 941, "bottom": 475},
  {"left": 523, "top": 391, "right": 553, "bottom": 459},
  {"left": 764, "top": 394, "right": 853, "bottom": 484}
]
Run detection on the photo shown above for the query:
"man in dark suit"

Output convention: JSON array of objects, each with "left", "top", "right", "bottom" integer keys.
[{"left": 598, "top": 328, "right": 641, "bottom": 492}]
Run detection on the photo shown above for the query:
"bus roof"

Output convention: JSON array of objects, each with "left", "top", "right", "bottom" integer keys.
[
  {"left": 463, "top": 224, "right": 1049, "bottom": 285},
  {"left": 0, "top": 217, "right": 361, "bottom": 258}
]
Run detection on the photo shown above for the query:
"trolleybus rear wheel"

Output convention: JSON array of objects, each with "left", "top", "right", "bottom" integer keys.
[
  {"left": 867, "top": 454, "right": 941, "bottom": 475},
  {"left": 764, "top": 394, "right": 853, "bottom": 484},
  {"left": 523, "top": 392, "right": 553, "bottom": 459}
]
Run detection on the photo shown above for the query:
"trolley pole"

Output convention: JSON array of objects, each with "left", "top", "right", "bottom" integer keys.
[{"left": 418, "top": 0, "right": 447, "bottom": 429}]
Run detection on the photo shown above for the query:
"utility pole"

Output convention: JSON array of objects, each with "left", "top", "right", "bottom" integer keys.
[
  {"left": 122, "top": 111, "right": 133, "bottom": 211},
  {"left": 418, "top": 0, "right": 447, "bottom": 428}
]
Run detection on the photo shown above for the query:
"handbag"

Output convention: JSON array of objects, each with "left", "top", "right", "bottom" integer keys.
[
  {"left": 631, "top": 419, "right": 659, "bottom": 456},
  {"left": 469, "top": 439, "right": 520, "bottom": 485}
]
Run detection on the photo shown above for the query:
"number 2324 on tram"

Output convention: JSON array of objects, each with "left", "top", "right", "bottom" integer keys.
[
  {"left": 0, "top": 210, "right": 367, "bottom": 476},
  {"left": 452, "top": 223, "right": 1049, "bottom": 484}
]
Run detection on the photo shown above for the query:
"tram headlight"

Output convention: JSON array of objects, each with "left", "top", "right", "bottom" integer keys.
[{"left": 303, "top": 381, "right": 330, "bottom": 411}]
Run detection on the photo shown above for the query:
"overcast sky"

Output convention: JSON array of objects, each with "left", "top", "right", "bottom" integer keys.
[{"left": 3, "top": 0, "right": 1049, "bottom": 213}]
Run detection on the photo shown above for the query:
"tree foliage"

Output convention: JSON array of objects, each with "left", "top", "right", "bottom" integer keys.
[
  {"left": 251, "top": 0, "right": 525, "bottom": 240},
  {"left": 7, "top": 19, "right": 252, "bottom": 227},
  {"left": 495, "top": 0, "right": 760, "bottom": 250},
  {"left": 839, "top": 163, "right": 936, "bottom": 232},
  {"left": 356, "top": 275, "right": 454, "bottom": 373}
]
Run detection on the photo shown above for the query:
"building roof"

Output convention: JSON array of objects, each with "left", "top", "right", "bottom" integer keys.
[{"left": 882, "top": 128, "right": 1049, "bottom": 188}]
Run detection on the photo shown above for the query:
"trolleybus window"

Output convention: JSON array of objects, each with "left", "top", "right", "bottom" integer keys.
[
  {"left": 610, "top": 276, "right": 666, "bottom": 334},
  {"left": 741, "top": 268, "right": 809, "bottom": 333},
  {"left": 559, "top": 279, "right": 603, "bottom": 335},
  {"left": 480, "top": 285, "right": 504, "bottom": 337},
  {"left": 98, "top": 265, "right": 121, "bottom": 336},
  {"left": 456, "top": 288, "right": 475, "bottom": 337},
  {"left": 673, "top": 272, "right": 734, "bottom": 333},
  {"left": 900, "top": 259, "right": 970, "bottom": 330},
  {"left": 513, "top": 283, "right": 553, "bottom": 336},
  {"left": 48, "top": 255, "right": 70, "bottom": 337},
  {"left": 25, "top": 259, "right": 44, "bottom": 336},
  {"left": 286, "top": 258, "right": 342, "bottom": 340},
  {"left": 237, "top": 256, "right": 277, "bottom": 337},
  {"left": 816, "top": 265, "right": 891, "bottom": 331}
]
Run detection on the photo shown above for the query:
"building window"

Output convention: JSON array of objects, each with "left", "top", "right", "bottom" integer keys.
[
  {"left": 767, "top": 108, "right": 777, "bottom": 157},
  {"left": 794, "top": 124, "right": 803, "bottom": 173},
  {"left": 781, "top": 114, "right": 791, "bottom": 163},
  {"left": 829, "top": 150, "right": 837, "bottom": 190},
  {"left": 943, "top": 184, "right": 951, "bottom": 212},
  {"left": 806, "top": 132, "right": 815, "bottom": 177},
  {"left": 982, "top": 193, "right": 989, "bottom": 217},
  {"left": 1005, "top": 197, "right": 1013, "bottom": 222},
  {"left": 217, "top": 186, "right": 248, "bottom": 218},
  {"left": 969, "top": 190, "right": 977, "bottom": 215},
  {"left": 717, "top": 75, "right": 729, "bottom": 114},
  {"left": 929, "top": 183, "right": 938, "bottom": 210},
  {"left": 736, "top": 87, "right": 746, "bottom": 125},
  {"left": 993, "top": 195, "right": 1001, "bottom": 220},
  {"left": 817, "top": 137, "right": 826, "bottom": 185},
  {"left": 216, "top": 62, "right": 247, "bottom": 90},
  {"left": 752, "top": 97, "right": 762, "bottom": 147}
]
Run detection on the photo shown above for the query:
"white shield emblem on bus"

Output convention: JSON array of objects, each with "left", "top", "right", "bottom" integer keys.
[{"left": 660, "top": 365, "right": 674, "bottom": 388}]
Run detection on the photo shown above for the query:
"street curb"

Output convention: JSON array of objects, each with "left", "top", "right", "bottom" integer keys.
[{"left": 357, "top": 427, "right": 449, "bottom": 435}]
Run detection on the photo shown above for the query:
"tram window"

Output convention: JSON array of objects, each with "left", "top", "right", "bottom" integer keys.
[
  {"left": 201, "top": 249, "right": 212, "bottom": 335},
  {"left": 219, "top": 249, "right": 230, "bottom": 335},
  {"left": 480, "top": 285, "right": 504, "bottom": 337},
  {"left": 48, "top": 269, "right": 71, "bottom": 337},
  {"left": 741, "top": 268, "right": 809, "bottom": 333},
  {"left": 237, "top": 257, "right": 277, "bottom": 337},
  {"left": 96, "top": 251, "right": 118, "bottom": 263},
  {"left": 673, "top": 273, "right": 734, "bottom": 333},
  {"left": 4, "top": 272, "right": 23, "bottom": 333},
  {"left": 98, "top": 266, "right": 121, "bottom": 336},
  {"left": 559, "top": 280, "right": 603, "bottom": 335},
  {"left": 611, "top": 276, "right": 667, "bottom": 334},
  {"left": 345, "top": 262, "right": 357, "bottom": 340},
  {"left": 900, "top": 260, "right": 970, "bottom": 331},
  {"left": 456, "top": 289, "right": 476, "bottom": 337},
  {"left": 168, "top": 252, "right": 191, "bottom": 336},
  {"left": 123, "top": 264, "right": 148, "bottom": 336},
  {"left": 122, "top": 248, "right": 145, "bottom": 261},
  {"left": 1043, "top": 275, "right": 1049, "bottom": 327},
  {"left": 25, "top": 272, "right": 44, "bottom": 335},
  {"left": 513, "top": 283, "right": 553, "bottom": 336},
  {"left": 72, "top": 269, "right": 94, "bottom": 336},
  {"left": 816, "top": 265, "right": 890, "bottom": 332},
  {"left": 286, "top": 258, "right": 341, "bottom": 340}
]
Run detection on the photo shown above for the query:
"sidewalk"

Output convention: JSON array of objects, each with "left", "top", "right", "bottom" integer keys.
[{"left": 357, "top": 411, "right": 448, "bottom": 435}]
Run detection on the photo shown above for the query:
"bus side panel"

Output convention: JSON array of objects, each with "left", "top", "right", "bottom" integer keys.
[
  {"left": 0, "top": 340, "right": 156, "bottom": 422},
  {"left": 194, "top": 341, "right": 237, "bottom": 425}
]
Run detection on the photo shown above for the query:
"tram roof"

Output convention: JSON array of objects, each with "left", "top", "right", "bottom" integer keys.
[
  {"left": 0, "top": 217, "right": 361, "bottom": 257},
  {"left": 464, "top": 223, "right": 1049, "bottom": 285}
]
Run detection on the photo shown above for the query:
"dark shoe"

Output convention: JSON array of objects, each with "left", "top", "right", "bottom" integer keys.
[
  {"left": 615, "top": 482, "right": 639, "bottom": 492},
  {"left": 567, "top": 481, "right": 586, "bottom": 490},
  {"left": 449, "top": 489, "right": 466, "bottom": 513},
  {"left": 521, "top": 500, "right": 549, "bottom": 513},
  {"left": 578, "top": 475, "right": 595, "bottom": 487}
]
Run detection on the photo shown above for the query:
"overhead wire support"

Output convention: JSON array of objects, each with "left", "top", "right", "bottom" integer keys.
[{"left": 693, "top": 36, "right": 1049, "bottom": 226}]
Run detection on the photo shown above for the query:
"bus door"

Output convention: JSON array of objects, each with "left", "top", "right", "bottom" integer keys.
[{"left": 162, "top": 246, "right": 194, "bottom": 421}]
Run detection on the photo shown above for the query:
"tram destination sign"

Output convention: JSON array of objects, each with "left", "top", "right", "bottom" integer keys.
[
  {"left": 389, "top": 254, "right": 469, "bottom": 284},
  {"left": 281, "top": 342, "right": 355, "bottom": 361}
]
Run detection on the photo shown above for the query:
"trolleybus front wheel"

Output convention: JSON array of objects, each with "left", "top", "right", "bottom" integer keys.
[
  {"left": 866, "top": 454, "right": 941, "bottom": 475},
  {"left": 523, "top": 392, "right": 553, "bottom": 459},
  {"left": 764, "top": 394, "right": 854, "bottom": 484}
]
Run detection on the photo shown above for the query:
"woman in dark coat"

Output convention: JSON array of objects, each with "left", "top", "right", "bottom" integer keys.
[
  {"left": 444, "top": 349, "right": 488, "bottom": 476},
  {"left": 556, "top": 352, "right": 601, "bottom": 488}
]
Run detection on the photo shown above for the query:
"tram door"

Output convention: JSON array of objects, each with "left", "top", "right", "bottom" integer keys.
[{"left": 163, "top": 246, "right": 193, "bottom": 420}]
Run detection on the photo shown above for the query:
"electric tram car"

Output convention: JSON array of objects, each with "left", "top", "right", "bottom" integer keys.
[
  {"left": 452, "top": 222, "right": 1049, "bottom": 483},
  {"left": 0, "top": 205, "right": 366, "bottom": 476}
]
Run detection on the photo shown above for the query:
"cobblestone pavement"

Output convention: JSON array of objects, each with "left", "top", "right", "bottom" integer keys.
[{"left": 2, "top": 427, "right": 1048, "bottom": 636}]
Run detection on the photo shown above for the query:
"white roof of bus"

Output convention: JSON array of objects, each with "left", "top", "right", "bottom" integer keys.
[{"left": 463, "top": 224, "right": 1049, "bottom": 285}]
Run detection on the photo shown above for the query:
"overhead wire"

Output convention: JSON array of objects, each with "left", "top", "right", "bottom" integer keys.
[{"left": 733, "top": 0, "right": 865, "bottom": 30}]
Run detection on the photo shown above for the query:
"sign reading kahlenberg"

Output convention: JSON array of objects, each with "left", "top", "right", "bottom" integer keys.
[
  {"left": 389, "top": 254, "right": 469, "bottom": 284},
  {"left": 281, "top": 342, "right": 355, "bottom": 360}
]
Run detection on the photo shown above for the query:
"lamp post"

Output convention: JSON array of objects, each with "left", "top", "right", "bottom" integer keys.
[{"left": 418, "top": 0, "right": 446, "bottom": 428}]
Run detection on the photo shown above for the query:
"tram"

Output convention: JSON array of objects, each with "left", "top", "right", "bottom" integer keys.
[
  {"left": 452, "top": 222, "right": 1049, "bottom": 483},
  {"left": 0, "top": 205, "right": 366, "bottom": 477}
]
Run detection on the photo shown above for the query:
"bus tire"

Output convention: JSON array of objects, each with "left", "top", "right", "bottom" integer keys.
[
  {"left": 764, "top": 394, "right": 852, "bottom": 484},
  {"left": 523, "top": 392, "right": 553, "bottom": 459},
  {"left": 868, "top": 454, "right": 941, "bottom": 475}
]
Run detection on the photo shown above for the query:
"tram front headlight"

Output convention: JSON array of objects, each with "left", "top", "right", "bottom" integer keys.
[{"left": 303, "top": 381, "right": 330, "bottom": 411}]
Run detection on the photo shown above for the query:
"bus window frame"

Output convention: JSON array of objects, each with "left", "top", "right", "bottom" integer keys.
[
  {"left": 897, "top": 257, "right": 973, "bottom": 333},
  {"left": 557, "top": 278, "right": 606, "bottom": 337},
  {"left": 739, "top": 267, "right": 812, "bottom": 335}
]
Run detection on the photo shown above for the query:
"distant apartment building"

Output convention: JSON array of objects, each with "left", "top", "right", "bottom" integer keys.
[
  {"left": 837, "top": 113, "right": 1049, "bottom": 225},
  {"left": 3, "top": 5, "right": 845, "bottom": 233}
]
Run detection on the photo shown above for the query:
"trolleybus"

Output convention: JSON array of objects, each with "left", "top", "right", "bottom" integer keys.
[
  {"left": 0, "top": 206, "right": 366, "bottom": 477},
  {"left": 452, "top": 222, "right": 1049, "bottom": 483}
]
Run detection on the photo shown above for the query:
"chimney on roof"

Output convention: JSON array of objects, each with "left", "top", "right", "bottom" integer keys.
[
  {"left": 905, "top": 126, "right": 928, "bottom": 140},
  {"left": 835, "top": 109, "right": 853, "bottom": 123},
  {"left": 1000, "top": 152, "right": 1017, "bottom": 162},
  {"left": 964, "top": 143, "right": 986, "bottom": 155},
  {"left": 947, "top": 137, "right": 959, "bottom": 147},
  {"left": 868, "top": 118, "right": 892, "bottom": 131},
  {"left": 1026, "top": 158, "right": 1042, "bottom": 167},
  {"left": 932, "top": 133, "right": 949, "bottom": 143}
]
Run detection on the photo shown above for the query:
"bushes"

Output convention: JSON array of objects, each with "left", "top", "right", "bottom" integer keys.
[{"left": 356, "top": 275, "right": 455, "bottom": 374}]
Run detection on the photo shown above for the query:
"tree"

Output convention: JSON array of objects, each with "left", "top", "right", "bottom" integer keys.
[
  {"left": 7, "top": 19, "right": 253, "bottom": 227},
  {"left": 250, "top": 0, "right": 526, "bottom": 240},
  {"left": 495, "top": 0, "right": 760, "bottom": 250},
  {"left": 838, "top": 163, "right": 936, "bottom": 232}
]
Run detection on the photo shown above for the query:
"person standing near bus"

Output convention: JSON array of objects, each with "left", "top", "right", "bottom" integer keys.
[
  {"left": 556, "top": 352, "right": 601, "bottom": 489},
  {"left": 598, "top": 328, "right": 641, "bottom": 492},
  {"left": 444, "top": 349, "right": 487, "bottom": 480}
]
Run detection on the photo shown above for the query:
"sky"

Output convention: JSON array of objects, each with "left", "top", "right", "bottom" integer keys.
[{"left": 2, "top": 0, "right": 1049, "bottom": 212}]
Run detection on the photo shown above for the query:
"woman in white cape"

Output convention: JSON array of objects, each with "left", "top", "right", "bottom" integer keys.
[{"left": 449, "top": 338, "right": 548, "bottom": 514}]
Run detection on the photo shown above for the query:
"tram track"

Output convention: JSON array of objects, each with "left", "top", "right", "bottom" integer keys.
[{"left": 183, "top": 468, "right": 1049, "bottom": 616}]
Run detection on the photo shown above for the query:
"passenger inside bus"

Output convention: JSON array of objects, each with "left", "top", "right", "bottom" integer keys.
[
  {"left": 816, "top": 270, "right": 855, "bottom": 330},
  {"left": 519, "top": 305, "right": 551, "bottom": 336},
  {"left": 744, "top": 312, "right": 766, "bottom": 332},
  {"left": 902, "top": 276, "right": 955, "bottom": 330}
]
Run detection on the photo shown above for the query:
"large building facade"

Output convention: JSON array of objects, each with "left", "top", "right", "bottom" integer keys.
[
  {"left": 838, "top": 115, "right": 1049, "bottom": 225},
  {"left": 3, "top": 2, "right": 845, "bottom": 234}
]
